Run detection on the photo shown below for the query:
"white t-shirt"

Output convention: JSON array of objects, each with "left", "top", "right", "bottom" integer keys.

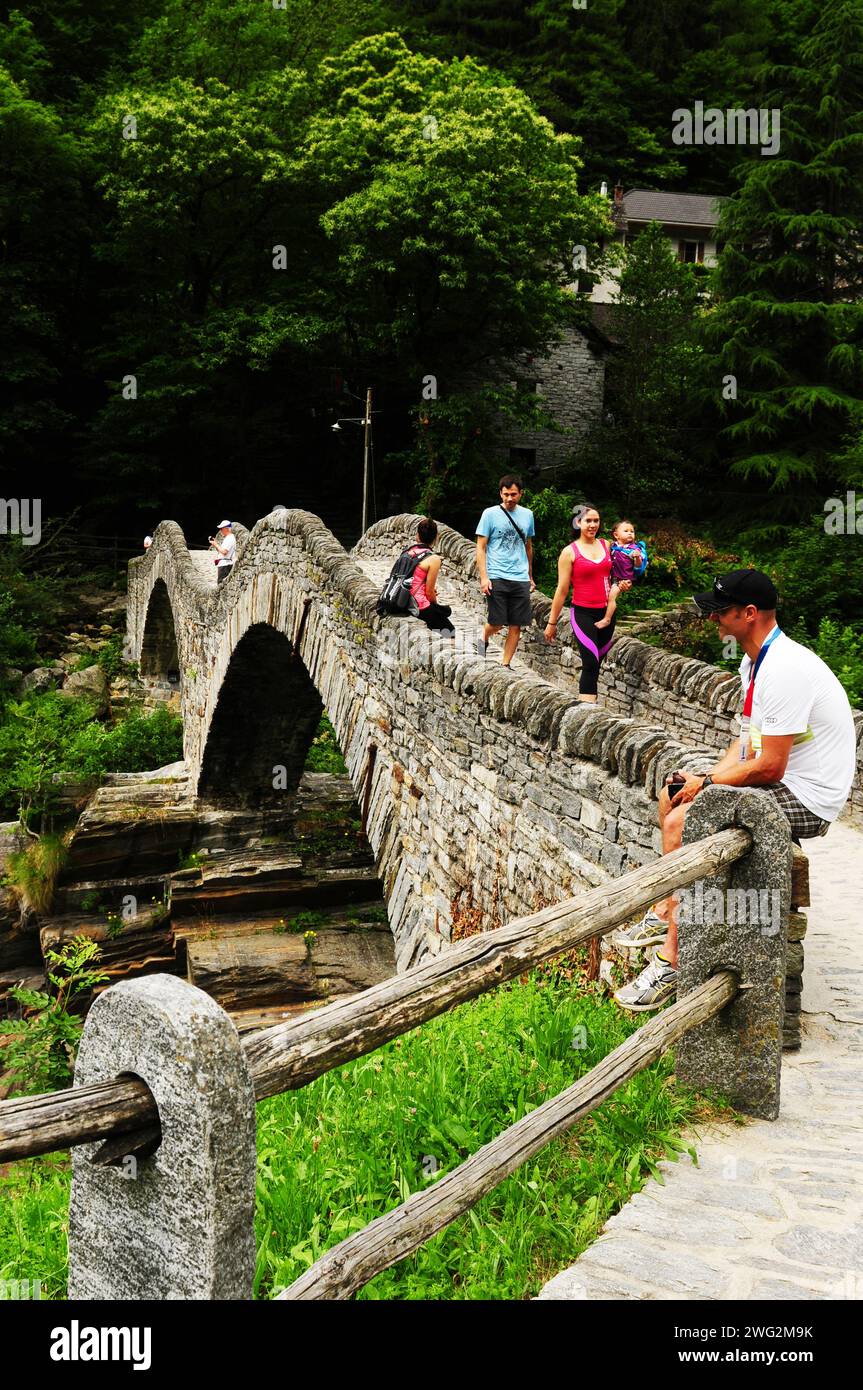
[
  {"left": 216, "top": 531, "right": 236, "bottom": 568},
  {"left": 739, "top": 629, "right": 856, "bottom": 822}
]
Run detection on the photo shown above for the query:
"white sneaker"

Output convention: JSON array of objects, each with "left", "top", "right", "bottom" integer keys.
[
  {"left": 613, "top": 953, "right": 677, "bottom": 1012},
  {"left": 608, "top": 910, "right": 668, "bottom": 952}
]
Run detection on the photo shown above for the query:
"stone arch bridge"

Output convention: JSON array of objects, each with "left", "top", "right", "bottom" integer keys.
[{"left": 128, "top": 510, "right": 862, "bottom": 969}]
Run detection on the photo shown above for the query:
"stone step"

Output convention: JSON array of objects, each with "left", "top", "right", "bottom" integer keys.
[
  {"left": 169, "top": 849, "right": 381, "bottom": 918},
  {"left": 40, "top": 906, "right": 177, "bottom": 992},
  {"left": 56, "top": 873, "right": 169, "bottom": 914}
]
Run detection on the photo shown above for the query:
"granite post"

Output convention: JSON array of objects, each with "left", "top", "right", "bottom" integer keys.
[
  {"left": 68, "top": 975, "right": 256, "bottom": 1300},
  {"left": 677, "top": 786, "right": 791, "bottom": 1120}
]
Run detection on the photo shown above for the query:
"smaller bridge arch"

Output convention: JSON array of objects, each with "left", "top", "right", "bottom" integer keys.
[{"left": 140, "top": 578, "right": 180, "bottom": 683}]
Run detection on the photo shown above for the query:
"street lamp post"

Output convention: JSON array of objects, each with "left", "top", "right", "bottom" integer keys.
[
  {"left": 332, "top": 386, "right": 375, "bottom": 539},
  {"left": 362, "top": 386, "right": 372, "bottom": 536}
]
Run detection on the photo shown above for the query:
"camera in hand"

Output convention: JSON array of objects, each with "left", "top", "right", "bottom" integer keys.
[{"left": 667, "top": 772, "right": 687, "bottom": 792}]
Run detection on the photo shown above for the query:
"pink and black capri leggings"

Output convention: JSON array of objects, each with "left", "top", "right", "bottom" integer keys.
[{"left": 570, "top": 605, "right": 616, "bottom": 696}]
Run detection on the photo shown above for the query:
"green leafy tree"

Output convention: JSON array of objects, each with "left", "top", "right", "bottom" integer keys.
[
  {"left": 4, "top": 0, "right": 161, "bottom": 99},
  {"left": 394, "top": 0, "right": 685, "bottom": 187},
  {"left": 80, "top": 32, "right": 607, "bottom": 515},
  {"left": 309, "top": 35, "right": 607, "bottom": 362},
  {"left": 82, "top": 72, "right": 317, "bottom": 512},
  {"left": 307, "top": 33, "right": 609, "bottom": 506},
  {"left": 702, "top": 0, "right": 863, "bottom": 500},
  {"left": 131, "top": 0, "right": 397, "bottom": 88}
]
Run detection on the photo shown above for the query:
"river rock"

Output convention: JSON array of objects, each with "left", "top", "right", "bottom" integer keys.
[
  {"left": 20, "top": 666, "right": 63, "bottom": 693},
  {"left": 61, "top": 664, "right": 109, "bottom": 712}
]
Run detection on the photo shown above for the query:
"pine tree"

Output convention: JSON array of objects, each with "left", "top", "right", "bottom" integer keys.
[{"left": 703, "top": 0, "right": 863, "bottom": 497}]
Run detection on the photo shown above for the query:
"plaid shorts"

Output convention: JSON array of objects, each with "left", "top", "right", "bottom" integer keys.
[{"left": 760, "top": 783, "right": 831, "bottom": 839}]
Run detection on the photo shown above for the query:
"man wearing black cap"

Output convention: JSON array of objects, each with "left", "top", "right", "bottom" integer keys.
[{"left": 614, "top": 569, "right": 856, "bottom": 1011}]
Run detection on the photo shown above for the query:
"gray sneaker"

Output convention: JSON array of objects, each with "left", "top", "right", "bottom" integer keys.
[
  {"left": 613, "top": 952, "right": 677, "bottom": 1012},
  {"left": 608, "top": 910, "right": 668, "bottom": 952}
]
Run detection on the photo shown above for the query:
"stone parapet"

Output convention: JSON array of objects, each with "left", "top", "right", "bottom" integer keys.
[{"left": 356, "top": 515, "right": 863, "bottom": 819}]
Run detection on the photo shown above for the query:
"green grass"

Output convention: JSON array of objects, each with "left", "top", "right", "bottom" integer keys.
[
  {"left": 253, "top": 972, "right": 709, "bottom": 1300},
  {"left": 0, "top": 1155, "right": 70, "bottom": 1299},
  {"left": 0, "top": 971, "right": 714, "bottom": 1300}
]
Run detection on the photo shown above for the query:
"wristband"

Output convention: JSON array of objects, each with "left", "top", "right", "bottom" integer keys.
[{"left": 702, "top": 774, "right": 714, "bottom": 788}]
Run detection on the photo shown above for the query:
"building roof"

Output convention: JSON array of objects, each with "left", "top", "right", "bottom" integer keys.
[{"left": 620, "top": 190, "right": 725, "bottom": 229}]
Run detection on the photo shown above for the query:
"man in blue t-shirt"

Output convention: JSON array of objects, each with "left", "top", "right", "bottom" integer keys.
[{"left": 475, "top": 475, "right": 536, "bottom": 666}]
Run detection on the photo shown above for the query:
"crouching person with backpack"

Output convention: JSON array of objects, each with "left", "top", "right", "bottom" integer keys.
[{"left": 376, "top": 518, "right": 456, "bottom": 634}]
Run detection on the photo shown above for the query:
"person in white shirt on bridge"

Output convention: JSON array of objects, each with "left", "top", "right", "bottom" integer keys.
[
  {"left": 613, "top": 569, "right": 856, "bottom": 1012},
  {"left": 209, "top": 520, "right": 236, "bottom": 584}
]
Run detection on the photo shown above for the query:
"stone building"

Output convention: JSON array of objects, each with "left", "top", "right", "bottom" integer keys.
[
  {"left": 480, "top": 318, "right": 612, "bottom": 481},
  {"left": 485, "top": 189, "right": 725, "bottom": 479}
]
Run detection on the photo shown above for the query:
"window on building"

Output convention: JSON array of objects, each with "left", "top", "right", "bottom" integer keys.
[
  {"left": 677, "top": 240, "right": 705, "bottom": 264},
  {"left": 509, "top": 447, "right": 537, "bottom": 473}
]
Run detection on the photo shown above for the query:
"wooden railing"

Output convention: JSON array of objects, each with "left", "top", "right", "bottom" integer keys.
[
  {"left": 0, "top": 829, "right": 750, "bottom": 1165},
  {"left": 0, "top": 791, "right": 797, "bottom": 1301}
]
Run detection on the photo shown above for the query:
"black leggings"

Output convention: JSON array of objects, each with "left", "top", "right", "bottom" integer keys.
[
  {"left": 418, "top": 602, "right": 455, "bottom": 634},
  {"left": 570, "top": 605, "right": 616, "bottom": 695}
]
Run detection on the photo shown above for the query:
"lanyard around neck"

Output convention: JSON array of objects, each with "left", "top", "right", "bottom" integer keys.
[
  {"left": 742, "top": 627, "right": 781, "bottom": 716},
  {"left": 739, "top": 628, "right": 781, "bottom": 758}
]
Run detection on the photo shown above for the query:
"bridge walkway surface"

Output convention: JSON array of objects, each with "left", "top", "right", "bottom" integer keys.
[
  {"left": 354, "top": 555, "right": 680, "bottom": 683},
  {"left": 539, "top": 817, "right": 863, "bottom": 1301},
  {"left": 188, "top": 549, "right": 220, "bottom": 588},
  {"left": 353, "top": 555, "right": 616, "bottom": 683}
]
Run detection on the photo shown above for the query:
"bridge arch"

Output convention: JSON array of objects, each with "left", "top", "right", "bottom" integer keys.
[
  {"left": 140, "top": 578, "right": 180, "bottom": 683},
  {"left": 197, "top": 622, "right": 323, "bottom": 807}
]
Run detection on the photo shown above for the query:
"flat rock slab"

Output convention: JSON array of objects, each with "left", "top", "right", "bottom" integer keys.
[
  {"left": 539, "top": 820, "right": 863, "bottom": 1301},
  {"left": 187, "top": 925, "right": 395, "bottom": 1011},
  {"left": 170, "top": 855, "right": 382, "bottom": 916}
]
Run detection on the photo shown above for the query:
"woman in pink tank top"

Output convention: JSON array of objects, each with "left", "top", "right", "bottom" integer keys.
[
  {"left": 541, "top": 502, "right": 631, "bottom": 700},
  {"left": 407, "top": 518, "right": 455, "bottom": 634}
]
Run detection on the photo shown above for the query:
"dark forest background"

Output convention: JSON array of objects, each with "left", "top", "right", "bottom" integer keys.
[{"left": 0, "top": 0, "right": 861, "bottom": 547}]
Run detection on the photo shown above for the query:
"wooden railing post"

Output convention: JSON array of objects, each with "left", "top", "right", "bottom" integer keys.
[
  {"left": 68, "top": 975, "right": 256, "bottom": 1300},
  {"left": 678, "top": 786, "right": 792, "bottom": 1119}
]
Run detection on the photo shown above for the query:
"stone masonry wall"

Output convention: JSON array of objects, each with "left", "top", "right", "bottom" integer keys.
[
  {"left": 456, "top": 325, "right": 607, "bottom": 477},
  {"left": 496, "top": 326, "right": 607, "bottom": 475},
  {"left": 356, "top": 516, "right": 863, "bottom": 820},
  {"left": 127, "top": 511, "right": 715, "bottom": 971}
]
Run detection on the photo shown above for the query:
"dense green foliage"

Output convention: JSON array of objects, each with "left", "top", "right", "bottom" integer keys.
[
  {"left": 0, "top": 1155, "right": 69, "bottom": 1301},
  {"left": 594, "top": 224, "right": 702, "bottom": 508},
  {"left": 0, "top": 695, "right": 183, "bottom": 822},
  {"left": 0, "top": 541, "right": 64, "bottom": 683},
  {"left": 2, "top": 831, "right": 67, "bottom": 913},
  {"left": 3, "top": 0, "right": 857, "bottom": 529},
  {"left": 395, "top": 0, "right": 780, "bottom": 191},
  {"left": 305, "top": 714, "right": 348, "bottom": 776},
  {"left": 0, "top": 970, "right": 709, "bottom": 1300},
  {"left": 0, "top": 542, "right": 183, "bottom": 820},
  {"left": 255, "top": 972, "right": 705, "bottom": 1298},
  {"left": 702, "top": 0, "right": 863, "bottom": 506}
]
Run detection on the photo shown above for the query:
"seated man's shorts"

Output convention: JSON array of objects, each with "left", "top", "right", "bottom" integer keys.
[
  {"left": 760, "top": 782, "right": 830, "bottom": 839},
  {"left": 486, "top": 578, "right": 532, "bottom": 628}
]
